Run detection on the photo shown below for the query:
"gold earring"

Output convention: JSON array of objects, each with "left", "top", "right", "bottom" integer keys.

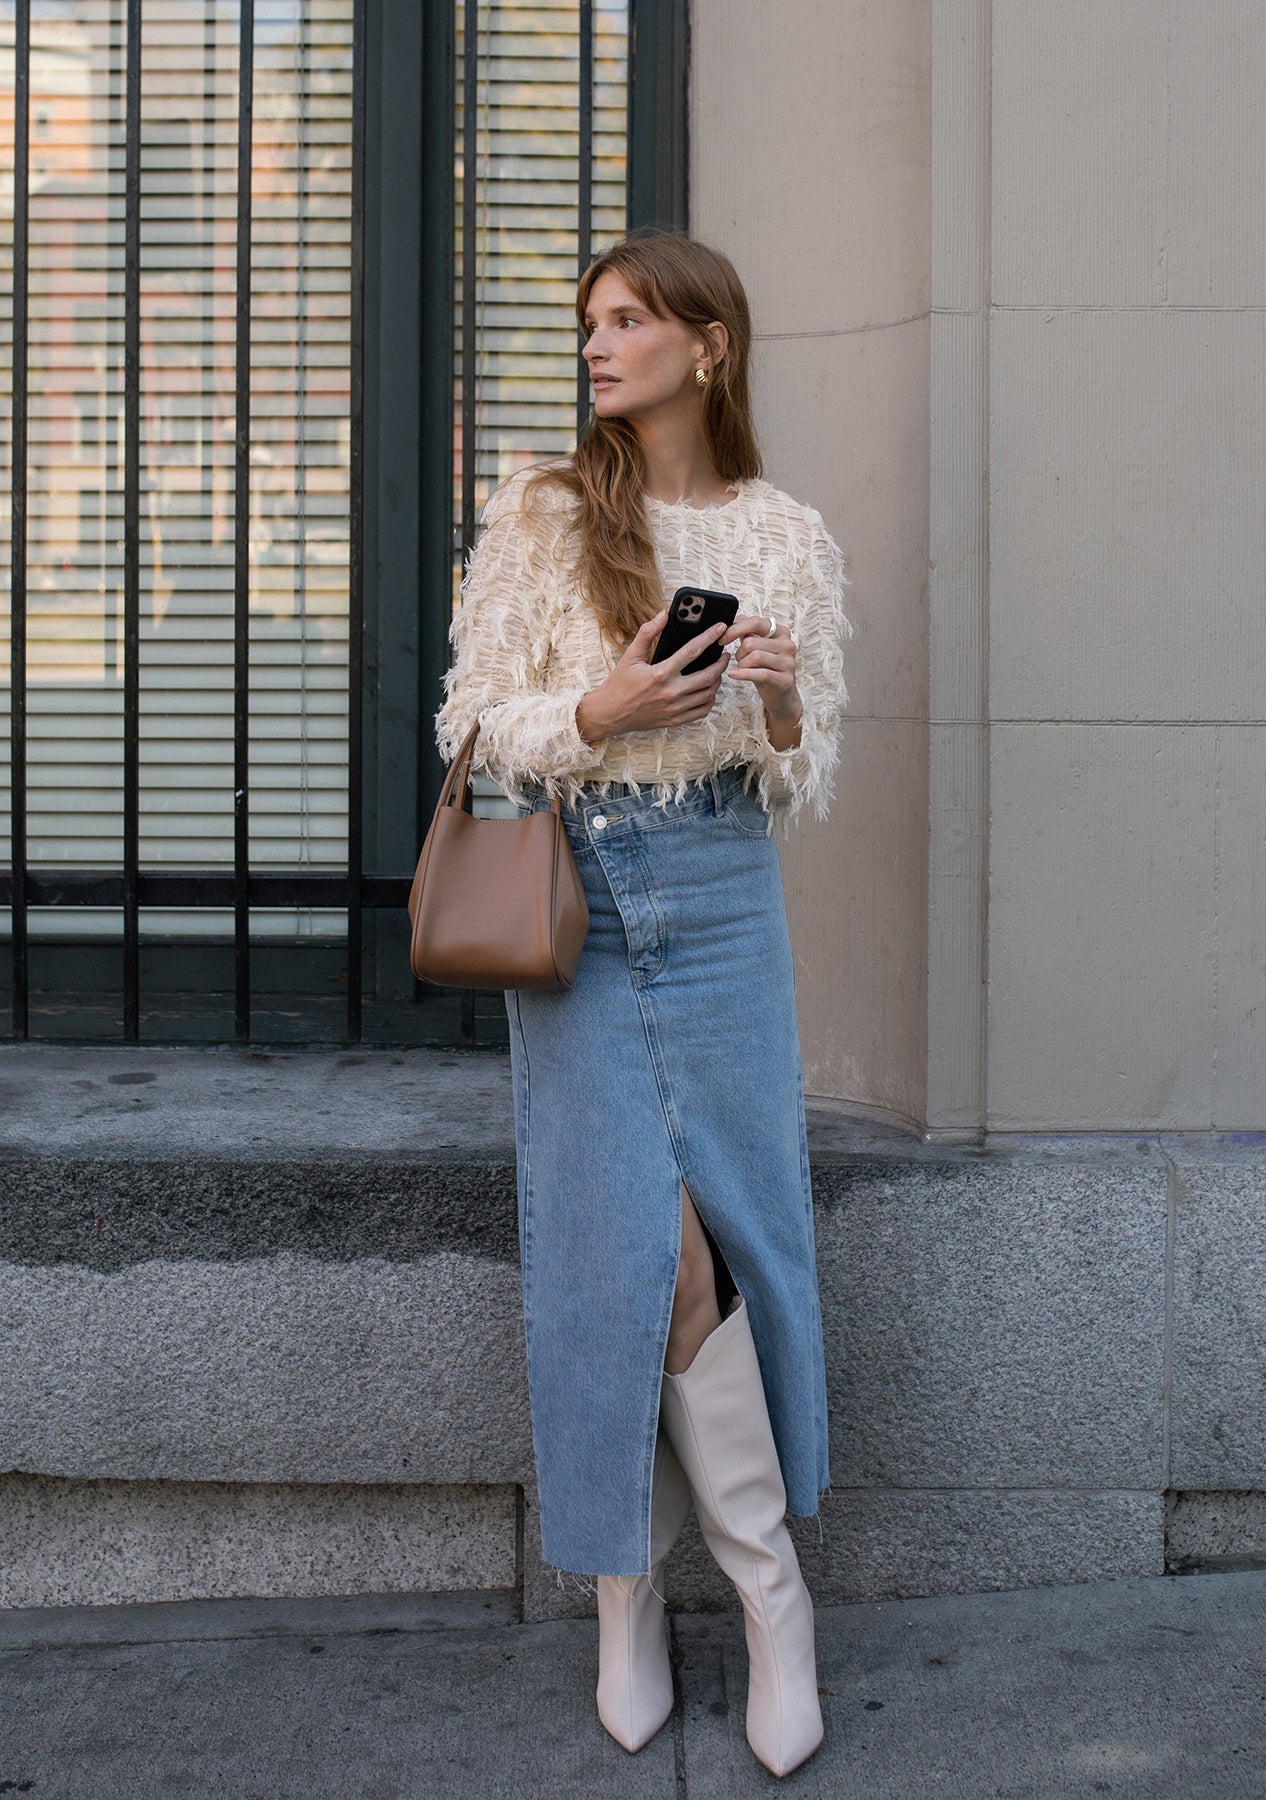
[{"left": 695, "top": 368, "right": 708, "bottom": 387}]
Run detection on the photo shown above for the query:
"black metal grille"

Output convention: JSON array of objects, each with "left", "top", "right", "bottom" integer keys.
[
  {"left": 2, "top": 0, "right": 685, "bottom": 1048},
  {"left": 2, "top": 0, "right": 376, "bottom": 1045}
]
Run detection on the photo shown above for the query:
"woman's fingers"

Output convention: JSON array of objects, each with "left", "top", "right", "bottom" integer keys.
[
  {"left": 731, "top": 667, "right": 797, "bottom": 695},
  {"left": 623, "top": 610, "right": 669, "bottom": 665},
  {"left": 725, "top": 616, "right": 796, "bottom": 677},
  {"left": 598, "top": 613, "right": 733, "bottom": 732},
  {"left": 660, "top": 619, "right": 729, "bottom": 677},
  {"left": 677, "top": 654, "right": 727, "bottom": 689},
  {"left": 722, "top": 613, "right": 768, "bottom": 645},
  {"left": 729, "top": 644, "right": 796, "bottom": 682},
  {"left": 729, "top": 642, "right": 789, "bottom": 669},
  {"left": 723, "top": 613, "right": 791, "bottom": 650}
]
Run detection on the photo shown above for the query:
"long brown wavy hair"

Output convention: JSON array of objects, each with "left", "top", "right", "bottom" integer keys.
[{"left": 526, "top": 232, "right": 762, "bottom": 647}]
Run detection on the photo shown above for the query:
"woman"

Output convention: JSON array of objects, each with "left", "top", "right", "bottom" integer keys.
[{"left": 435, "top": 232, "right": 851, "bottom": 1777}]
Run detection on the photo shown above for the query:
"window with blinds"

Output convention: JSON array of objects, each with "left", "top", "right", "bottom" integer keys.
[
  {"left": 0, "top": 0, "right": 354, "bottom": 944},
  {"left": 0, "top": 0, "right": 651, "bottom": 1041},
  {"left": 455, "top": 0, "right": 628, "bottom": 529}
]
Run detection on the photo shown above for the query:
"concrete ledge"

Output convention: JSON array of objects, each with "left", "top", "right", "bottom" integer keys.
[
  {"left": 0, "top": 1045, "right": 520, "bottom": 1164},
  {"left": 3, "top": 1046, "right": 1264, "bottom": 1620}
]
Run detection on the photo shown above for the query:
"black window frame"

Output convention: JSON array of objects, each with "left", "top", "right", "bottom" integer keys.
[{"left": 3, "top": 0, "right": 688, "bottom": 1048}]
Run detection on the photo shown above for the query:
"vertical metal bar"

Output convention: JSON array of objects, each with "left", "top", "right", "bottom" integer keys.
[
  {"left": 201, "top": 5, "right": 217, "bottom": 531},
  {"left": 233, "top": 0, "right": 254, "bottom": 1041},
  {"left": 8, "top": 0, "right": 31, "bottom": 1039},
  {"left": 457, "top": 0, "right": 480, "bottom": 1046},
  {"left": 416, "top": 0, "right": 456, "bottom": 834},
  {"left": 346, "top": 0, "right": 366, "bottom": 1041},
  {"left": 104, "top": 9, "right": 123, "bottom": 683},
  {"left": 121, "top": 0, "right": 142, "bottom": 1040},
  {"left": 459, "top": 0, "right": 478, "bottom": 567},
  {"left": 575, "top": 0, "right": 594, "bottom": 433},
  {"left": 295, "top": 4, "right": 310, "bottom": 625}
]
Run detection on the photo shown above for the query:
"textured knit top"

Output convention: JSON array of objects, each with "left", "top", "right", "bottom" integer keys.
[{"left": 434, "top": 467, "right": 853, "bottom": 819}]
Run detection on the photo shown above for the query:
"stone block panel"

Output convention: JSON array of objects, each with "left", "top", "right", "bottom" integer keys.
[
  {"left": 0, "top": 1250, "right": 532, "bottom": 1488},
  {"left": 0, "top": 1472, "right": 517, "bottom": 1610},
  {"left": 693, "top": 0, "right": 931, "bottom": 336},
  {"left": 812, "top": 1159, "right": 1167, "bottom": 1488},
  {"left": 986, "top": 724, "right": 1216, "bottom": 1131},
  {"left": 1213, "top": 729, "right": 1266, "bottom": 1127},
  {"left": 662, "top": 1487, "right": 1161, "bottom": 1610},
  {"left": 785, "top": 717, "right": 929, "bottom": 1125},
  {"left": 989, "top": 309, "right": 1266, "bottom": 724},
  {"left": 926, "top": 721, "right": 987, "bottom": 1131},
  {"left": 992, "top": 0, "right": 1167, "bottom": 307},
  {"left": 1169, "top": 1165, "right": 1266, "bottom": 1489},
  {"left": 753, "top": 320, "right": 931, "bottom": 726},
  {"left": 1166, "top": 1490, "right": 1266, "bottom": 1575},
  {"left": 1167, "top": 2, "right": 1266, "bottom": 306},
  {"left": 931, "top": 0, "right": 989, "bottom": 314},
  {"left": 930, "top": 309, "right": 987, "bottom": 724}
]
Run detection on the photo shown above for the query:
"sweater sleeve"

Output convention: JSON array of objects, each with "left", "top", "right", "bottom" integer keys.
[
  {"left": 433, "top": 473, "right": 607, "bottom": 795},
  {"left": 748, "top": 511, "right": 853, "bottom": 820}
]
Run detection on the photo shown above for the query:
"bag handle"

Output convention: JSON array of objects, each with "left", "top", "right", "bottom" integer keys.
[
  {"left": 439, "top": 722, "right": 564, "bottom": 818},
  {"left": 436, "top": 723, "right": 480, "bottom": 817}
]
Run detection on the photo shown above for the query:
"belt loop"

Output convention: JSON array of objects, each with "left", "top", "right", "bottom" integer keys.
[{"left": 709, "top": 771, "right": 723, "bottom": 816}]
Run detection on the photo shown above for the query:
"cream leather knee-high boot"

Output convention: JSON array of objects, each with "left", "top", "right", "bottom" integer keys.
[
  {"left": 595, "top": 1426, "right": 693, "bottom": 1752},
  {"left": 660, "top": 1299, "right": 823, "bottom": 1777}
]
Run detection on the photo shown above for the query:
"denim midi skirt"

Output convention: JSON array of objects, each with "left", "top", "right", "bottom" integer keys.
[{"left": 506, "top": 766, "right": 830, "bottom": 1577}]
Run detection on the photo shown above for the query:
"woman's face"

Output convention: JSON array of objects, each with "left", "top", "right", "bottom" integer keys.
[{"left": 580, "top": 270, "right": 716, "bottom": 422}]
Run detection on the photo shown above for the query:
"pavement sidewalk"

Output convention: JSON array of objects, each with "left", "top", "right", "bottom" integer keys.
[{"left": 2, "top": 1568, "right": 1264, "bottom": 1798}]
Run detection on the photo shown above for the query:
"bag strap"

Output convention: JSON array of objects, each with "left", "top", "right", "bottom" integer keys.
[
  {"left": 439, "top": 721, "right": 564, "bottom": 818},
  {"left": 437, "top": 722, "right": 481, "bottom": 817}
]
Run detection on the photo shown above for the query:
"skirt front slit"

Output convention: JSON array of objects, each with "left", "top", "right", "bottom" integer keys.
[{"left": 506, "top": 766, "right": 830, "bottom": 1577}]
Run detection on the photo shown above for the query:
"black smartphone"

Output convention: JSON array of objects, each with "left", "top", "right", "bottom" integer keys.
[{"left": 650, "top": 586, "right": 740, "bottom": 676}]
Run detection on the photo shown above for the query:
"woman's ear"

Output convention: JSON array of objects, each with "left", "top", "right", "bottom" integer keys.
[
  {"left": 706, "top": 320, "right": 730, "bottom": 369},
  {"left": 692, "top": 321, "right": 730, "bottom": 374}
]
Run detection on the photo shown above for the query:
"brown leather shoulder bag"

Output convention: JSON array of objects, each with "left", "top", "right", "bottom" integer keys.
[{"left": 407, "top": 723, "right": 590, "bottom": 991}]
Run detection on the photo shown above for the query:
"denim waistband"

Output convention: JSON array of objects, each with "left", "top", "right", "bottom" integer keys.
[{"left": 521, "top": 763, "right": 755, "bottom": 830}]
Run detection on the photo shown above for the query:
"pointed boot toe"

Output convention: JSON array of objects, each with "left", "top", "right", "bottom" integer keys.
[
  {"left": 595, "top": 1428, "right": 692, "bottom": 1753},
  {"left": 596, "top": 1573, "right": 675, "bottom": 1751}
]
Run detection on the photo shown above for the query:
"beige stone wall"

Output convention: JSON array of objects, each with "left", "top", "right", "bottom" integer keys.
[
  {"left": 983, "top": 0, "right": 1266, "bottom": 1130},
  {"left": 691, "top": 0, "right": 934, "bottom": 1128},
  {"left": 694, "top": 0, "right": 1266, "bottom": 1134}
]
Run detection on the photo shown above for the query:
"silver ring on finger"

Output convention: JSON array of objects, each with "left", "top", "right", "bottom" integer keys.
[{"left": 766, "top": 616, "right": 778, "bottom": 637}]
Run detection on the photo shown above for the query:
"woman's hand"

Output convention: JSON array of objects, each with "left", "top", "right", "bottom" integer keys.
[
  {"left": 576, "top": 610, "right": 729, "bottom": 743},
  {"left": 724, "top": 615, "right": 803, "bottom": 751}
]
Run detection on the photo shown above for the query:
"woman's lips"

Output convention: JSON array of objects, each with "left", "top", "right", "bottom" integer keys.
[{"left": 591, "top": 375, "right": 619, "bottom": 388}]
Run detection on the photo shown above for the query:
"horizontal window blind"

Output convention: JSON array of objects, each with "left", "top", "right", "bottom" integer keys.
[
  {"left": 0, "top": 0, "right": 353, "bottom": 941},
  {"left": 455, "top": 0, "right": 628, "bottom": 524},
  {"left": 455, "top": 0, "right": 627, "bottom": 822},
  {"left": 0, "top": 0, "right": 664, "bottom": 1042}
]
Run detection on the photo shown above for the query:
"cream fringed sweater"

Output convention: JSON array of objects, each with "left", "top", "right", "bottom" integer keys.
[{"left": 435, "top": 468, "right": 853, "bottom": 819}]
